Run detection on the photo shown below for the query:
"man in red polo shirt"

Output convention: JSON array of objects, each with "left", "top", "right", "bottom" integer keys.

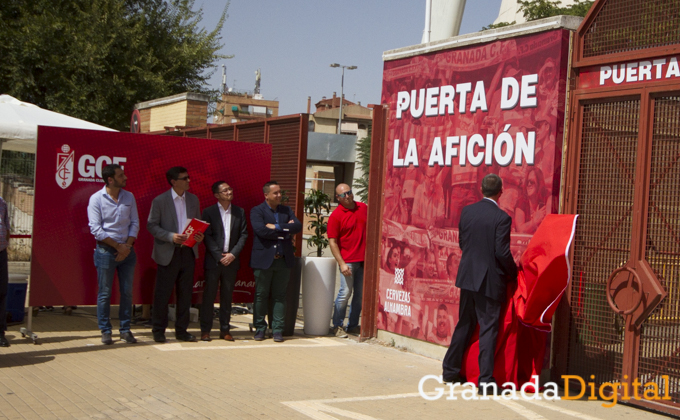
[{"left": 328, "top": 183, "right": 368, "bottom": 338}]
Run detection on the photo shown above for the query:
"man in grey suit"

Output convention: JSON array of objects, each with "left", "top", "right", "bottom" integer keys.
[
  {"left": 199, "top": 181, "right": 248, "bottom": 342},
  {"left": 147, "top": 166, "right": 204, "bottom": 343}
]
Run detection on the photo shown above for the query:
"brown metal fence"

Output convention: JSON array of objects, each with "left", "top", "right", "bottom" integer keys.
[
  {"left": 566, "top": 99, "right": 640, "bottom": 382},
  {"left": 582, "top": 0, "right": 680, "bottom": 58},
  {"left": 638, "top": 96, "right": 680, "bottom": 402}
]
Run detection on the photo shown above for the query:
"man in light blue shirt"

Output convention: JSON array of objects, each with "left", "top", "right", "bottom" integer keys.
[{"left": 87, "top": 164, "right": 139, "bottom": 345}]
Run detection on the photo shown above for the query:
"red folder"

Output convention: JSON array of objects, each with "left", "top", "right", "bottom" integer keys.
[{"left": 181, "top": 218, "right": 209, "bottom": 247}]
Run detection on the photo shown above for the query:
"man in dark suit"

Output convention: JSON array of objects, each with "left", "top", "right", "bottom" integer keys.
[
  {"left": 442, "top": 173, "right": 518, "bottom": 395},
  {"left": 199, "top": 181, "right": 248, "bottom": 342},
  {"left": 147, "top": 166, "right": 203, "bottom": 343},
  {"left": 250, "top": 180, "right": 302, "bottom": 342}
]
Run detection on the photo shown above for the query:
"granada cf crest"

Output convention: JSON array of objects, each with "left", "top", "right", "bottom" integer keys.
[{"left": 56, "top": 144, "right": 74, "bottom": 189}]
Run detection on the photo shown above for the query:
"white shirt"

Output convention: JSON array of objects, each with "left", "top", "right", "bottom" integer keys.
[
  {"left": 171, "top": 188, "right": 188, "bottom": 233},
  {"left": 483, "top": 197, "right": 499, "bottom": 207},
  {"left": 218, "top": 202, "right": 232, "bottom": 253}
]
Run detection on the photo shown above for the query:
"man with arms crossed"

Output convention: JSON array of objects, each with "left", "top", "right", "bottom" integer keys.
[
  {"left": 200, "top": 181, "right": 247, "bottom": 341},
  {"left": 441, "top": 173, "right": 517, "bottom": 396},
  {"left": 329, "top": 183, "right": 367, "bottom": 338},
  {"left": 87, "top": 164, "right": 139, "bottom": 345},
  {"left": 250, "top": 181, "right": 302, "bottom": 343},
  {"left": 147, "top": 166, "right": 203, "bottom": 343}
]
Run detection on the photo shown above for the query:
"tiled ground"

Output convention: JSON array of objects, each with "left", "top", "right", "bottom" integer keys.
[{"left": 0, "top": 308, "right": 672, "bottom": 419}]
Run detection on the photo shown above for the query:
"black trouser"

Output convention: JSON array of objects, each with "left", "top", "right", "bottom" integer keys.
[
  {"left": 200, "top": 264, "right": 237, "bottom": 334},
  {"left": 442, "top": 288, "right": 503, "bottom": 384},
  {"left": 152, "top": 247, "right": 195, "bottom": 336},
  {"left": 0, "top": 249, "right": 7, "bottom": 334}
]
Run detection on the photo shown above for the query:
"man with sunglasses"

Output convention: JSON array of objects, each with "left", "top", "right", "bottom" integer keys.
[
  {"left": 328, "top": 183, "right": 367, "bottom": 337},
  {"left": 147, "top": 166, "right": 204, "bottom": 343}
]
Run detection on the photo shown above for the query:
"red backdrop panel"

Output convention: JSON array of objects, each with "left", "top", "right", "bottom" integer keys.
[
  {"left": 377, "top": 29, "right": 571, "bottom": 346},
  {"left": 31, "top": 126, "right": 271, "bottom": 306}
]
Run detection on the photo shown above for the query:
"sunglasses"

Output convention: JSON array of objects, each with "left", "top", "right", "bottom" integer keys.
[
  {"left": 176, "top": 176, "right": 190, "bottom": 181},
  {"left": 337, "top": 190, "right": 353, "bottom": 198},
  {"left": 526, "top": 179, "right": 536, "bottom": 187}
]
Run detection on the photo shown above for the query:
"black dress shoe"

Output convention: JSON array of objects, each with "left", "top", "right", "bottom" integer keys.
[
  {"left": 153, "top": 333, "right": 167, "bottom": 343},
  {"left": 443, "top": 374, "right": 465, "bottom": 384},
  {"left": 120, "top": 332, "right": 137, "bottom": 343},
  {"left": 0, "top": 335, "right": 10, "bottom": 347},
  {"left": 176, "top": 333, "right": 197, "bottom": 342},
  {"left": 101, "top": 332, "right": 114, "bottom": 345},
  {"left": 478, "top": 382, "right": 500, "bottom": 397}
]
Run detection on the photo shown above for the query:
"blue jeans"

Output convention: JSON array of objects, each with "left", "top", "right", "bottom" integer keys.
[
  {"left": 332, "top": 262, "right": 364, "bottom": 329},
  {"left": 94, "top": 244, "right": 136, "bottom": 334}
]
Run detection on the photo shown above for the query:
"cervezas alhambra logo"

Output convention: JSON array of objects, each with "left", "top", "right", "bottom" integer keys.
[{"left": 56, "top": 144, "right": 74, "bottom": 189}]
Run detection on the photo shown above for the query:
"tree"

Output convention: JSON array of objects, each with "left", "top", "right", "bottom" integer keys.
[
  {"left": 0, "top": 0, "right": 230, "bottom": 131},
  {"left": 517, "top": 0, "right": 594, "bottom": 20},
  {"left": 485, "top": 0, "right": 594, "bottom": 29},
  {"left": 353, "top": 133, "right": 371, "bottom": 204},
  {"left": 303, "top": 189, "right": 332, "bottom": 257}
]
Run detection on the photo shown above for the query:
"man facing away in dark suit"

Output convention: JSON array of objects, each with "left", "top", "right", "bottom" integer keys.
[
  {"left": 199, "top": 181, "right": 248, "bottom": 342},
  {"left": 250, "top": 180, "right": 302, "bottom": 343},
  {"left": 442, "top": 173, "right": 518, "bottom": 396},
  {"left": 147, "top": 166, "right": 204, "bottom": 343}
]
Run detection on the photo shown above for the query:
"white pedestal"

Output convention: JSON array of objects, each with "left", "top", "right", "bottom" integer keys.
[{"left": 302, "top": 256, "right": 337, "bottom": 336}]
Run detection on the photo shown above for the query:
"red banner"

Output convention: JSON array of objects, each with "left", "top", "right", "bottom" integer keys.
[
  {"left": 378, "top": 29, "right": 571, "bottom": 345},
  {"left": 31, "top": 126, "right": 272, "bottom": 306}
]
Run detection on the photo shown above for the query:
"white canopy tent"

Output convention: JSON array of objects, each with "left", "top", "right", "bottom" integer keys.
[{"left": 0, "top": 94, "right": 116, "bottom": 154}]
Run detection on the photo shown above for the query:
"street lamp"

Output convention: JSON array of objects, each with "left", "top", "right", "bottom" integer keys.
[{"left": 330, "top": 63, "right": 357, "bottom": 134}]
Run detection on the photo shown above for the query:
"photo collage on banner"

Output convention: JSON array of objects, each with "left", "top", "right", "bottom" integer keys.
[{"left": 378, "top": 29, "right": 571, "bottom": 346}]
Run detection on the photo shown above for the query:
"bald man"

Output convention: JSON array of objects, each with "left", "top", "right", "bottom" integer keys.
[{"left": 328, "top": 183, "right": 368, "bottom": 337}]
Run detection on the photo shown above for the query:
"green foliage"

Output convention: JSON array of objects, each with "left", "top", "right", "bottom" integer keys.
[
  {"left": 518, "top": 0, "right": 594, "bottom": 21},
  {"left": 486, "top": 0, "right": 593, "bottom": 29},
  {"left": 353, "top": 133, "right": 371, "bottom": 204},
  {"left": 0, "top": 0, "right": 230, "bottom": 131},
  {"left": 303, "top": 189, "right": 331, "bottom": 257},
  {"left": 482, "top": 21, "right": 516, "bottom": 31}
]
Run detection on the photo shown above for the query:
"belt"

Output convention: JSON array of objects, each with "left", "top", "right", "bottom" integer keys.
[
  {"left": 97, "top": 241, "right": 134, "bottom": 253},
  {"left": 96, "top": 241, "right": 118, "bottom": 253},
  {"left": 274, "top": 255, "right": 284, "bottom": 259}
]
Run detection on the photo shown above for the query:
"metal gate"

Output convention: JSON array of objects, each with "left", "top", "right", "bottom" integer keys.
[
  {"left": 554, "top": 0, "right": 680, "bottom": 415},
  {"left": 559, "top": 92, "right": 680, "bottom": 415}
]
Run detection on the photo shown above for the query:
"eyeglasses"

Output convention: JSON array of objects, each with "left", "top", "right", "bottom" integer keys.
[
  {"left": 176, "top": 176, "right": 190, "bottom": 181},
  {"left": 218, "top": 188, "right": 233, "bottom": 194},
  {"left": 337, "top": 190, "right": 353, "bottom": 198}
]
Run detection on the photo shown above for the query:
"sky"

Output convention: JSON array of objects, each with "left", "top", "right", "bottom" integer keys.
[{"left": 195, "top": 0, "right": 504, "bottom": 115}]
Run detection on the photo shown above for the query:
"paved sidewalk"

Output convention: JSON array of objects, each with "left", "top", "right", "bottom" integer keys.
[{"left": 0, "top": 308, "right": 671, "bottom": 419}]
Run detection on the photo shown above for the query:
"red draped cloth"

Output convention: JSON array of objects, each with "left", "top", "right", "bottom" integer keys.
[{"left": 460, "top": 214, "right": 578, "bottom": 389}]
